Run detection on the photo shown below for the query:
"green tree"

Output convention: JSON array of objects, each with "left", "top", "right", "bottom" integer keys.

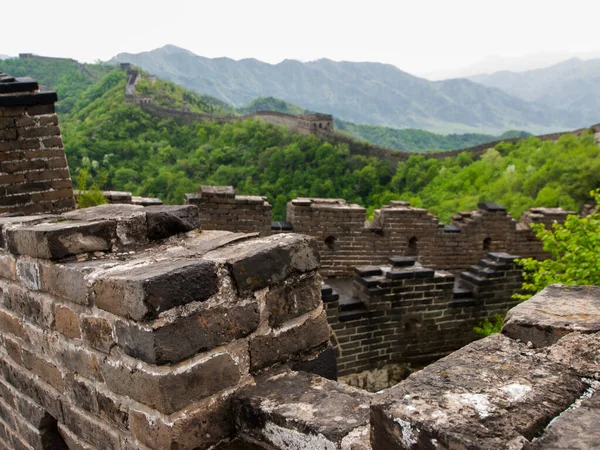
[{"left": 514, "top": 189, "right": 600, "bottom": 300}]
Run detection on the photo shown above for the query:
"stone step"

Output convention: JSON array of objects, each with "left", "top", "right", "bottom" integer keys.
[
  {"left": 339, "top": 297, "right": 365, "bottom": 312},
  {"left": 339, "top": 308, "right": 370, "bottom": 322},
  {"left": 459, "top": 271, "right": 491, "bottom": 287},
  {"left": 453, "top": 287, "right": 473, "bottom": 299}
]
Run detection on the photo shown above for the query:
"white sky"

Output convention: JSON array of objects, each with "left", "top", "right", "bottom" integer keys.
[{"left": 3, "top": 0, "right": 600, "bottom": 79}]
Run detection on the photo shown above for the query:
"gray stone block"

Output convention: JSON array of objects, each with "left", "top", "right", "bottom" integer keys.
[
  {"left": 205, "top": 234, "right": 320, "bottom": 293},
  {"left": 115, "top": 302, "right": 260, "bottom": 364},
  {"left": 144, "top": 204, "right": 200, "bottom": 240},
  {"left": 234, "top": 370, "right": 371, "bottom": 449},
  {"left": 503, "top": 285, "right": 600, "bottom": 347},
  {"left": 94, "top": 258, "right": 219, "bottom": 321},
  {"left": 6, "top": 220, "right": 116, "bottom": 259},
  {"left": 371, "top": 334, "right": 587, "bottom": 449}
]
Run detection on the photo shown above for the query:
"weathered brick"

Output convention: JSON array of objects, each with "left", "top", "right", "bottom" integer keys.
[
  {"left": 129, "top": 392, "right": 234, "bottom": 450},
  {"left": 39, "top": 259, "right": 119, "bottom": 305},
  {"left": 0, "top": 254, "right": 16, "bottom": 281},
  {"left": 115, "top": 302, "right": 259, "bottom": 364},
  {"left": 80, "top": 316, "right": 113, "bottom": 353},
  {"left": 249, "top": 310, "right": 330, "bottom": 371},
  {"left": 54, "top": 304, "right": 81, "bottom": 339},
  {"left": 266, "top": 273, "right": 322, "bottom": 327},
  {"left": 101, "top": 344, "right": 245, "bottom": 414},
  {"left": 204, "top": 233, "right": 320, "bottom": 293},
  {"left": 0, "top": 308, "right": 27, "bottom": 341},
  {"left": 20, "top": 349, "right": 65, "bottom": 393},
  {"left": 7, "top": 220, "right": 116, "bottom": 259},
  {"left": 62, "top": 404, "right": 121, "bottom": 450},
  {"left": 94, "top": 259, "right": 219, "bottom": 321}
]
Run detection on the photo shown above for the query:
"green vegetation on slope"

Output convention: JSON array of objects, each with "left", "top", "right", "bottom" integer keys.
[
  {"left": 336, "top": 122, "right": 531, "bottom": 152},
  {"left": 391, "top": 134, "right": 600, "bottom": 221},
  {"left": 61, "top": 72, "right": 393, "bottom": 216},
  {"left": 0, "top": 58, "right": 112, "bottom": 115},
  {"left": 5, "top": 60, "right": 599, "bottom": 223},
  {"left": 135, "top": 75, "right": 234, "bottom": 114},
  {"left": 59, "top": 71, "right": 600, "bottom": 223}
]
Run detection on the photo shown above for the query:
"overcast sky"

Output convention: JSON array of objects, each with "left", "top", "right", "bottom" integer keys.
[{"left": 3, "top": 0, "right": 600, "bottom": 79}]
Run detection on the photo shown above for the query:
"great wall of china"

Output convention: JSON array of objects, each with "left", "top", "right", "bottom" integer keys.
[
  {"left": 0, "top": 71, "right": 598, "bottom": 449},
  {"left": 120, "top": 63, "right": 600, "bottom": 162}
]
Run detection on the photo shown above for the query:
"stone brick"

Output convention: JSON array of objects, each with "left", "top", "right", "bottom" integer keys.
[
  {"left": 3, "top": 284, "right": 54, "bottom": 329},
  {"left": 39, "top": 259, "right": 120, "bottom": 306},
  {"left": 115, "top": 302, "right": 259, "bottom": 364},
  {"left": 20, "top": 349, "right": 65, "bottom": 393},
  {"left": 0, "top": 358, "right": 63, "bottom": 422},
  {"left": 7, "top": 220, "right": 116, "bottom": 259},
  {"left": 370, "top": 334, "right": 587, "bottom": 449},
  {"left": 265, "top": 273, "right": 322, "bottom": 327},
  {"left": 249, "top": 310, "right": 330, "bottom": 371},
  {"left": 129, "top": 392, "right": 234, "bottom": 450},
  {"left": 54, "top": 304, "right": 81, "bottom": 339},
  {"left": 503, "top": 285, "right": 600, "bottom": 347},
  {"left": 145, "top": 204, "right": 201, "bottom": 240},
  {"left": 57, "top": 424, "right": 96, "bottom": 450},
  {"left": 94, "top": 259, "right": 219, "bottom": 321},
  {"left": 0, "top": 308, "right": 28, "bottom": 341},
  {"left": 101, "top": 346, "right": 245, "bottom": 414},
  {"left": 80, "top": 316, "right": 114, "bottom": 353},
  {"left": 205, "top": 233, "right": 320, "bottom": 293},
  {"left": 234, "top": 370, "right": 371, "bottom": 448},
  {"left": 0, "top": 254, "right": 16, "bottom": 281},
  {"left": 62, "top": 404, "right": 122, "bottom": 450}
]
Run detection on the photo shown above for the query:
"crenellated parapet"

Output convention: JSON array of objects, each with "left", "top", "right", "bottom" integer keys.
[
  {"left": 185, "top": 185, "right": 272, "bottom": 236},
  {"left": 183, "top": 186, "right": 574, "bottom": 278}
]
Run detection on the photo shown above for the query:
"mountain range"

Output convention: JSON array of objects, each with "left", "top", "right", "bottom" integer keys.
[
  {"left": 469, "top": 58, "right": 600, "bottom": 126},
  {"left": 109, "top": 45, "right": 591, "bottom": 134}
]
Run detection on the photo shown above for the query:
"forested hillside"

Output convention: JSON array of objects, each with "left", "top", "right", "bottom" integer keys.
[
  {"left": 109, "top": 45, "right": 585, "bottom": 134},
  {"left": 2, "top": 58, "right": 599, "bottom": 223}
]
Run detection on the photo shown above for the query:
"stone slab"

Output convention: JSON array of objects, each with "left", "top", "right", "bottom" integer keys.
[
  {"left": 234, "top": 370, "right": 372, "bottom": 448},
  {"left": 6, "top": 220, "right": 116, "bottom": 259},
  {"left": 204, "top": 234, "right": 320, "bottom": 293},
  {"left": 94, "top": 258, "right": 219, "bottom": 321},
  {"left": 144, "top": 204, "right": 200, "bottom": 240},
  {"left": 533, "top": 388, "right": 600, "bottom": 449},
  {"left": 503, "top": 285, "right": 600, "bottom": 347},
  {"left": 115, "top": 302, "right": 260, "bottom": 364},
  {"left": 370, "top": 334, "right": 587, "bottom": 449}
]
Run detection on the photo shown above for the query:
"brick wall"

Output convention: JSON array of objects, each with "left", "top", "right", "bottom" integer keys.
[
  {"left": 288, "top": 198, "right": 570, "bottom": 277},
  {"left": 0, "top": 72, "right": 75, "bottom": 215},
  {"left": 185, "top": 185, "right": 272, "bottom": 235},
  {"left": 0, "top": 204, "right": 332, "bottom": 449},
  {"left": 325, "top": 253, "right": 523, "bottom": 376}
]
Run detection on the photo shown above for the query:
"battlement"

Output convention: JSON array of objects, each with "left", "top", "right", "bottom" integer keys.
[
  {"left": 185, "top": 185, "right": 272, "bottom": 235},
  {"left": 0, "top": 72, "right": 75, "bottom": 215},
  {"left": 187, "top": 187, "right": 570, "bottom": 277}
]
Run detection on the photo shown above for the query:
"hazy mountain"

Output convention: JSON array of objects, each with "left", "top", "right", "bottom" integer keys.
[
  {"left": 109, "top": 45, "right": 585, "bottom": 134},
  {"left": 0, "top": 55, "right": 12, "bottom": 60},
  {"left": 423, "top": 51, "right": 600, "bottom": 80},
  {"left": 469, "top": 58, "right": 600, "bottom": 125}
]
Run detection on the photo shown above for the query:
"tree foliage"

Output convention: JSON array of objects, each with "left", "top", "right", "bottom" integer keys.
[{"left": 514, "top": 189, "right": 600, "bottom": 300}]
